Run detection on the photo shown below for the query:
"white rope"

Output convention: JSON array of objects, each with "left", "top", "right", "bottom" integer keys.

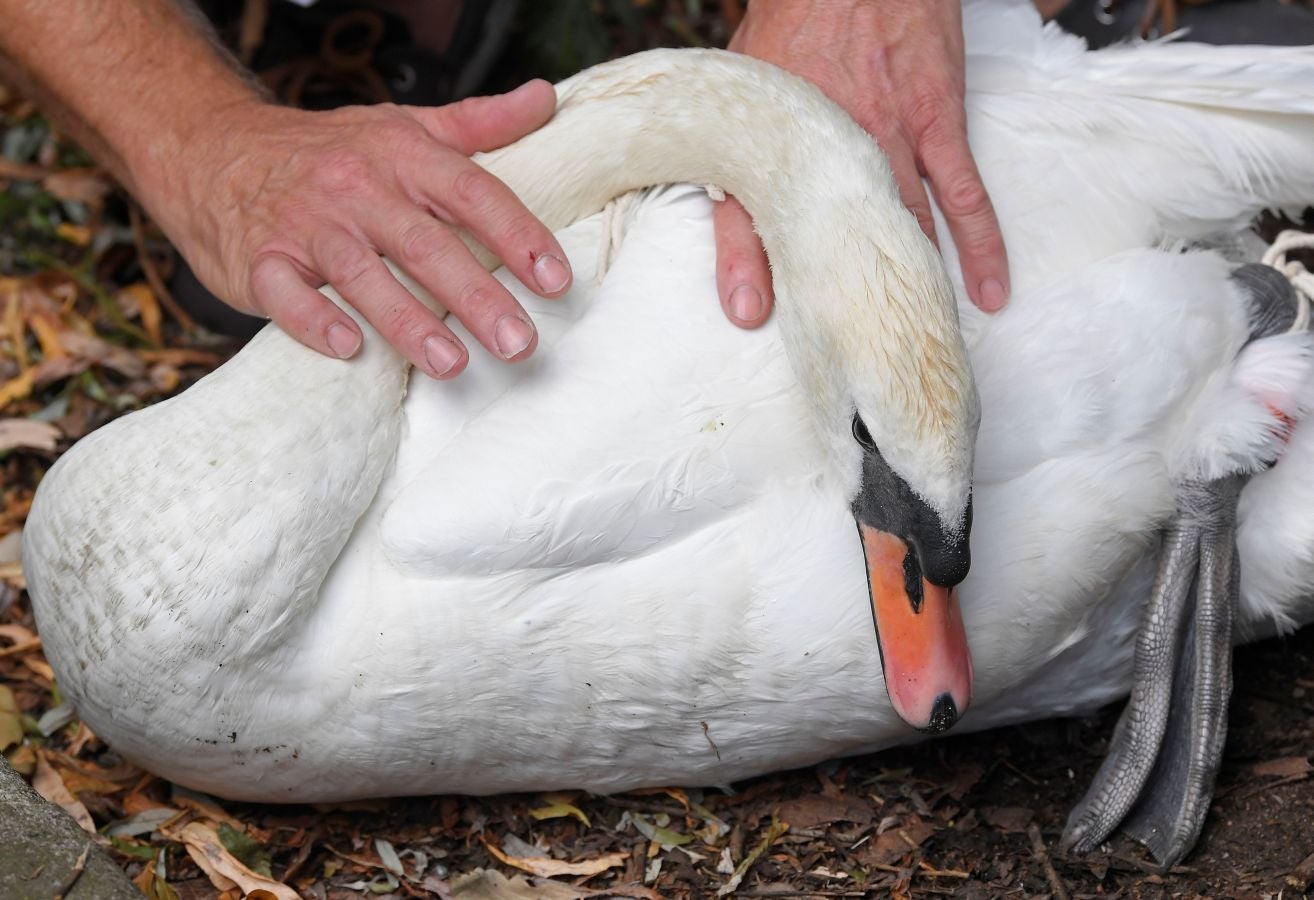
[{"left": 1262, "top": 229, "right": 1314, "bottom": 334}]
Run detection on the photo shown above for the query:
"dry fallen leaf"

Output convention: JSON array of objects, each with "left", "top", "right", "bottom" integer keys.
[
  {"left": 5, "top": 744, "right": 37, "bottom": 777},
  {"left": 0, "top": 624, "right": 34, "bottom": 646},
  {"left": 174, "top": 821, "right": 298, "bottom": 900},
  {"left": 119, "top": 283, "right": 162, "bottom": 345},
  {"left": 448, "top": 868, "right": 598, "bottom": 899},
  {"left": 775, "top": 793, "right": 873, "bottom": 829},
  {"left": 32, "top": 755, "right": 96, "bottom": 834},
  {"left": 483, "top": 838, "right": 628, "bottom": 879},
  {"left": 984, "top": 806, "right": 1035, "bottom": 833},
  {"left": 0, "top": 418, "right": 60, "bottom": 453},
  {"left": 58, "top": 331, "right": 147, "bottom": 378},
  {"left": 65, "top": 720, "right": 98, "bottom": 756},
  {"left": 42, "top": 168, "right": 111, "bottom": 205},
  {"left": 0, "top": 369, "right": 36, "bottom": 408},
  {"left": 54, "top": 222, "right": 92, "bottom": 247},
  {"left": 861, "top": 829, "right": 915, "bottom": 867},
  {"left": 0, "top": 684, "right": 22, "bottom": 751},
  {"left": 27, "top": 311, "right": 65, "bottom": 359},
  {"left": 121, "top": 790, "right": 174, "bottom": 817},
  {"left": 172, "top": 790, "right": 245, "bottom": 831},
  {"left": 57, "top": 765, "right": 124, "bottom": 796},
  {"left": 21, "top": 655, "right": 55, "bottom": 682},
  {"left": 1252, "top": 756, "right": 1312, "bottom": 778},
  {"left": 0, "top": 628, "right": 39, "bottom": 655},
  {"left": 0, "top": 157, "right": 48, "bottom": 181},
  {"left": 133, "top": 859, "right": 181, "bottom": 900}
]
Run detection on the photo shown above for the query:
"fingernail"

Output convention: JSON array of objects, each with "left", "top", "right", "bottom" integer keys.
[
  {"left": 730, "top": 284, "right": 764, "bottom": 323},
  {"left": 326, "top": 322, "right": 361, "bottom": 359},
  {"left": 533, "top": 253, "right": 570, "bottom": 294},
  {"left": 494, "top": 315, "right": 535, "bottom": 359},
  {"left": 979, "top": 277, "right": 1008, "bottom": 312},
  {"left": 423, "top": 334, "right": 463, "bottom": 376}
]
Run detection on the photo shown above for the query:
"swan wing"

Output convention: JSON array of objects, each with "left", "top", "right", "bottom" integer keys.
[
  {"left": 379, "top": 186, "right": 820, "bottom": 580},
  {"left": 952, "top": 2, "right": 1314, "bottom": 303}
]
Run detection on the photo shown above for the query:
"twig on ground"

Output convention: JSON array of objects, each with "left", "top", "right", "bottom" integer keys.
[
  {"left": 128, "top": 205, "right": 196, "bottom": 333},
  {"left": 278, "top": 826, "right": 322, "bottom": 885},
  {"left": 1028, "top": 823, "right": 1070, "bottom": 900}
]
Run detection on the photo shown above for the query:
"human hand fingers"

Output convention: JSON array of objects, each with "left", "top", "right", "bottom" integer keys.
[
  {"left": 411, "top": 153, "right": 572, "bottom": 302},
  {"left": 249, "top": 252, "right": 363, "bottom": 360},
  {"left": 711, "top": 194, "right": 774, "bottom": 328},
  {"left": 308, "top": 224, "right": 471, "bottom": 378},
  {"left": 159, "top": 87, "right": 566, "bottom": 370},
  {"left": 372, "top": 205, "right": 539, "bottom": 364},
  {"left": 726, "top": 0, "right": 1011, "bottom": 312},
  {"left": 908, "top": 97, "right": 1010, "bottom": 311},
  {"left": 407, "top": 84, "right": 573, "bottom": 302},
  {"left": 410, "top": 79, "right": 557, "bottom": 154}
]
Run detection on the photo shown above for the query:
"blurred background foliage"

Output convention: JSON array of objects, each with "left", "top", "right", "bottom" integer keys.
[{"left": 510, "top": 0, "right": 737, "bottom": 83}]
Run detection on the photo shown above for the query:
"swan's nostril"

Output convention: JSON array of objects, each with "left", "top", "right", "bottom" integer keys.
[
  {"left": 903, "top": 545, "right": 925, "bottom": 613},
  {"left": 921, "top": 693, "right": 959, "bottom": 735}
]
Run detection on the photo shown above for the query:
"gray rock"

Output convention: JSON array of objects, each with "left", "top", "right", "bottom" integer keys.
[{"left": 0, "top": 756, "right": 138, "bottom": 899}]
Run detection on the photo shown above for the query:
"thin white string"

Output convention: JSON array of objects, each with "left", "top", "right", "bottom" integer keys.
[{"left": 1261, "top": 229, "right": 1314, "bottom": 333}]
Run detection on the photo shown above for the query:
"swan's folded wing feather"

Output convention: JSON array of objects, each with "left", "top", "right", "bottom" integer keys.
[
  {"left": 381, "top": 448, "right": 742, "bottom": 577},
  {"left": 378, "top": 186, "right": 816, "bottom": 580}
]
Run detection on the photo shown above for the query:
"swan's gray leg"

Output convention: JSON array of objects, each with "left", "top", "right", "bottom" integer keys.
[
  {"left": 1063, "top": 262, "right": 1298, "bottom": 868},
  {"left": 1120, "top": 477, "right": 1239, "bottom": 865},
  {"left": 1062, "top": 477, "right": 1241, "bottom": 868},
  {"left": 1060, "top": 480, "right": 1210, "bottom": 860}
]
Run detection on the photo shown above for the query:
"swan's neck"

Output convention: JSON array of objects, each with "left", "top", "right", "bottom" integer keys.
[{"left": 478, "top": 49, "right": 974, "bottom": 521}]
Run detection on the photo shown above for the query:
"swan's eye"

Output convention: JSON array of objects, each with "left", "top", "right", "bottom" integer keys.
[{"left": 852, "top": 415, "right": 876, "bottom": 451}]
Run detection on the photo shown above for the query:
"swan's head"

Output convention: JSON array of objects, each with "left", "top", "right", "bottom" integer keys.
[{"left": 769, "top": 195, "right": 979, "bottom": 735}]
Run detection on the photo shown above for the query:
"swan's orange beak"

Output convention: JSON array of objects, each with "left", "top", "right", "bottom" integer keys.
[{"left": 860, "top": 525, "right": 973, "bottom": 733}]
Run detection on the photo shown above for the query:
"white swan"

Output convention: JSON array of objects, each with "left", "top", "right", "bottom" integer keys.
[{"left": 20, "top": 0, "right": 1314, "bottom": 868}]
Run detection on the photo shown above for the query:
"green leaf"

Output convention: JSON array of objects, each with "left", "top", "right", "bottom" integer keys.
[
  {"left": 108, "top": 835, "right": 158, "bottom": 860},
  {"left": 630, "top": 812, "right": 693, "bottom": 848},
  {"left": 367, "top": 872, "right": 400, "bottom": 894},
  {"left": 216, "top": 821, "right": 273, "bottom": 878}
]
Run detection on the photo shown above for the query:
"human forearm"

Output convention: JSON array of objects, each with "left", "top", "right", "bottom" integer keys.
[
  {"left": 0, "top": 0, "right": 575, "bottom": 374},
  {"left": 0, "top": 0, "right": 260, "bottom": 207}
]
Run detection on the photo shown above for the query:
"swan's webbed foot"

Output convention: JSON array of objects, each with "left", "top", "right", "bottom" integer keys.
[
  {"left": 1062, "top": 475, "right": 1242, "bottom": 869},
  {"left": 1063, "top": 261, "right": 1304, "bottom": 869}
]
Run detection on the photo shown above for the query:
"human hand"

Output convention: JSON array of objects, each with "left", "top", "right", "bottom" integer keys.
[
  {"left": 148, "top": 81, "right": 572, "bottom": 378},
  {"left": 715, "top": 0, "right": 1010, "bottom": 326}
]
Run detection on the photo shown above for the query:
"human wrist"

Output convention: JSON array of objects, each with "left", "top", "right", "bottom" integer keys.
[{"left": 126, "top": 85, "right": 264, "bottom": 203}]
